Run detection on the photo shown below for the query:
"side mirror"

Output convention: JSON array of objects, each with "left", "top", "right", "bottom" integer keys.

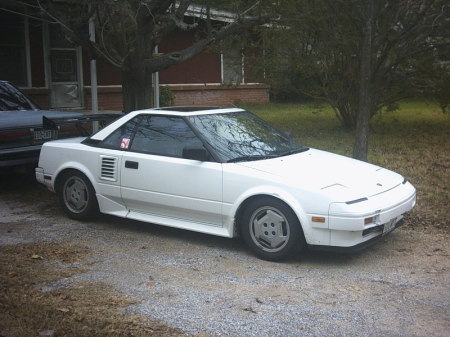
[{"left": 182, "top": 145, "right": 210, "bottom": 161}]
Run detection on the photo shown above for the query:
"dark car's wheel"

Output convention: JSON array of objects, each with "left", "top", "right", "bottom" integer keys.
[
  {"left": 241, "top": 197, "right": 305, "bottom": 261},
  {"left": 57, "top": 171, "right": 98, "bottom": 220}
]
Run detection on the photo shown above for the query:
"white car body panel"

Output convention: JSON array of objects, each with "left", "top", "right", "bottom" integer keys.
[
  {"left": 221, "top": 161, "right": 332, "bottom": 246},
  {"left": 238, "top": 149, "right": 403, "bottom": 201},
  {"left": 36, "top": 107, "right": 416, "bottom": 251},
  {"left": 120, "top": 152, "right": 223, "bottom": 227}
]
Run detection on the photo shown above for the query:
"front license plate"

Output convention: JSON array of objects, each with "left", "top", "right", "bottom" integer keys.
[
  {"left": 383, "top": 218, "right": 397, "bottom": 235},
  {"left": 33, "top": 129, "right": 57, "bottom": 142}
]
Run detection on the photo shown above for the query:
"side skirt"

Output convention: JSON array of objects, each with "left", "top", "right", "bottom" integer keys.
[{"left": 127, "top": 210, "right": 233, "bottom": 238}]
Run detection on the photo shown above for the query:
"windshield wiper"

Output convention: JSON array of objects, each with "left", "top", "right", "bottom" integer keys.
[
  {"left": 227, "top": 148, "right": 309, "bottom": 163},
  {"left": 278, "top": 147, "right": 309, "bottom": 157},
  {"left": 227, "top": 154, "right": 278, "bottom": 163}
]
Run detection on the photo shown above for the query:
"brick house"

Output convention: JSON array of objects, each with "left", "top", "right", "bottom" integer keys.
[{"left": 0, "top": 6, "right": 269, "bottom": 112}]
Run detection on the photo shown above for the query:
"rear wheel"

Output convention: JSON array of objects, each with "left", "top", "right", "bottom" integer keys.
[
  {"left": 57, "top": 171, "right": 98, "bottom": 220},
  {"left": 241, "top": 197, "right": 305, "bottom": 261}
]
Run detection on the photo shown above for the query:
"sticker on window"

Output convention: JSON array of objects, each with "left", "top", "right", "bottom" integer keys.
[{"left": 120, "top": 137, "right": 130, "bottom": 149}]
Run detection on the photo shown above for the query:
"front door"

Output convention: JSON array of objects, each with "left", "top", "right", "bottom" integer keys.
[
  {"left": 48, "top": 25, "right": 83, "bottom": 108},
  {"left": 118, "top": 115, "right": 223, "bottom": 226}
]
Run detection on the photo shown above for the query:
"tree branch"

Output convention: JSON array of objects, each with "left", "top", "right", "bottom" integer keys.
[{"left": 145, "top": 15, "right": 265, "bottom": 72}]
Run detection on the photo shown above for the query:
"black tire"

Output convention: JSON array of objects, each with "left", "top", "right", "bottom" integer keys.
[
  {"left": 241, "top": 197, "right": 305, "bottom": 261},
  {"left": 57, "top": 170, "right": 98, "bottom": 220}
]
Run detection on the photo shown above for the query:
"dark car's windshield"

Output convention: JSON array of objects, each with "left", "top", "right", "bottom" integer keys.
[
  {"left": 0, "top": 82, "right": 38, "bottom": 111},
  {"left": 187, "top": 111, "right": 308, "bottom": 163}
]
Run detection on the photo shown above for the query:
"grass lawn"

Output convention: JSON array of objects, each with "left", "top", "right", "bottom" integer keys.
[{"left": 240, "top": 101, "right": 450, "bottom": 229}]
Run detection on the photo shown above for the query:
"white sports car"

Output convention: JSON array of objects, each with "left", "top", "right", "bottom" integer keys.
[{"left": 36, "top": 107, "right": 416, "bottom": 261}]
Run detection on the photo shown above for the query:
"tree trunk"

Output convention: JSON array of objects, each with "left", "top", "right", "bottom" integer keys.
[
  {"left": 122, "top": 67, "right": 153, "bottom": 113},
  {"left": 353, "top": 1, "right": 375, "bottom": 161}
]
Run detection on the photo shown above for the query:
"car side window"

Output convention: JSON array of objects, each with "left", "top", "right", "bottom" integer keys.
[
  {"left": 101, "top": 117, "right": 140, "bottom": 149},
  {"left": 130, "top": 116, "right": 204, "bottom": 158}
]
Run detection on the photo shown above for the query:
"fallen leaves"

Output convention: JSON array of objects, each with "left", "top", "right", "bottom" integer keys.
[
  {"left": 1, "top": 242, "right": 188, "bottom": 337},
  {"left": 242, "top": 307, "right": 259, "bottom": 314},
  {"left": 338, "top": 285, "right": 361, "bottom": 292}
]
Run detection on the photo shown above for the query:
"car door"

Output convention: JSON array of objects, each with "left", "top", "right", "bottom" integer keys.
[{"left": 119, "top": 115, "right": 223, "bottom": 227}]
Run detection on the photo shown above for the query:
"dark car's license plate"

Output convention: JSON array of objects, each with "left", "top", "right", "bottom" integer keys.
[{"left": 33, "top": 129, "right": 58, "bottom": 142}]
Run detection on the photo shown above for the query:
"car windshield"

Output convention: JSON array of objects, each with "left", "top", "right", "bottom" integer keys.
[
  {"left": 0, "top": 82, "right": 37, "bottom": 111},
  {"left": 187, "top": 111, "right": 308, "bottom": 163}
]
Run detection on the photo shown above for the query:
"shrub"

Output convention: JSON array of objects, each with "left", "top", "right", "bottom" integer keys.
[{"left": 159, "top": 86, "right": 175, "bottom": 107}]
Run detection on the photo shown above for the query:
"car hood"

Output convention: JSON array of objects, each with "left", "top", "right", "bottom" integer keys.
[
  {"left": 0, "top": 109, "right": 83, "bottom": 129},
  {"left": 236, "top": 148, "right": 404, "bottom": 202}
]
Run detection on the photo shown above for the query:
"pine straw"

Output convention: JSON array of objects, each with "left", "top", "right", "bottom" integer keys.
[{"left": 0, "top": 242, "right": 190, "bottom": 337}]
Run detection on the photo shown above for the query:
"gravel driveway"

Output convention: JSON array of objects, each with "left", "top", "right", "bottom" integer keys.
[{"left": 1, "top": 170, "right": 449, "bottom": 337}]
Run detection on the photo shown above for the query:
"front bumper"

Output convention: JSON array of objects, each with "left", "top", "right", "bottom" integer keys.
[
  {"left": 324, "top": 181, "right": 416, "bottom": 248},
  {"left": 308, "top": 218, "right": 404, "bottom": 253}
]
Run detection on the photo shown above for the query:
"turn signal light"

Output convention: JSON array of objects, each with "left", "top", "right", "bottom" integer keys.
[
  {"left": 364, "top": 217, "right": 374, "bottom": 225},
  {"left": 312, "top": 217, "right": 326, "bottom": 223}
]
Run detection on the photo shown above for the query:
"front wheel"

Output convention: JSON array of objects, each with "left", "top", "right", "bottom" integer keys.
[
  {"left": 57, "top": 171, "right": 98, "bottom": 220},
  {"left": 241, "top": 197, "right": 305, "bottom": 261}
]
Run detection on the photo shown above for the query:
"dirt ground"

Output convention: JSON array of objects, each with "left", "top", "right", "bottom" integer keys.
[{"left": 0, "top": 169, "right": 449, "bottom": 337}]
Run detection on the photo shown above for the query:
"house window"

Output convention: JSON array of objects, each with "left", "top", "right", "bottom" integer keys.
[
  {"left": 0, "top": 12, "right": 27, "bottom": 86},
  {"left": 222, "top": 48, "right": 243, "bottom": 84}
]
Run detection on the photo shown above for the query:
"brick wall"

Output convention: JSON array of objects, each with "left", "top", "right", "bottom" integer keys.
[
  {"left": 85, "top": 84, "right": 269, "bottom": 110},
  {"left": 84, "top": 86, "right": 123, "bottom": 111},
  {"left": 23, "top": 88, "right": 51, "bottom": 109},
  {"left": 169, "top": 84, "right": 270, "bottom": 107},
  {"left": 25, "top": 84, "right": 270, "bottom": 111}
]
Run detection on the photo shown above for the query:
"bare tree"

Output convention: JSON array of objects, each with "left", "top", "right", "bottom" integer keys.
[
  {"left": 263, "top": 0, "right": 449, "bottom": 161},
  {"left": 22, "top": 0, "right": 268, "bottom": 112}
]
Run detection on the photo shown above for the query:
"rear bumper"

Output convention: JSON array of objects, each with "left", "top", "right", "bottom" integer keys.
[
  {"left": 0, "top": 145, "right": 41, "bottom": 167},
  {"left": 35, "top": 166, "right": 45, "bottom": 184},
  {"left": 35, "top": 167, "right": 54, "bottom": 191}
]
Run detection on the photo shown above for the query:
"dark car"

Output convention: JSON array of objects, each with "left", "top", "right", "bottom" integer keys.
[{"left": 0, "top": 80, "right": 117, "bottom": 168}]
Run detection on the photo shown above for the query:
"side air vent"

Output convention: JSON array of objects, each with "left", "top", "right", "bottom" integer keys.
[{"left": 100, "top": 156, "right": 118, "bottom": 181}]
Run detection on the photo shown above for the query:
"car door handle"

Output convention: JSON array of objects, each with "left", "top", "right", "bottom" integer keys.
[{"left": 125, "top": 160, "right": 139, "bottom": 169}]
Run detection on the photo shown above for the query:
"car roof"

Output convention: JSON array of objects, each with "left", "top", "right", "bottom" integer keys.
[
  {"left": 157, "top": 106, "right": 222, "bottom": 112},
  {"left": 133, "top": 106, "right": 244, "bottom": 116}
]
